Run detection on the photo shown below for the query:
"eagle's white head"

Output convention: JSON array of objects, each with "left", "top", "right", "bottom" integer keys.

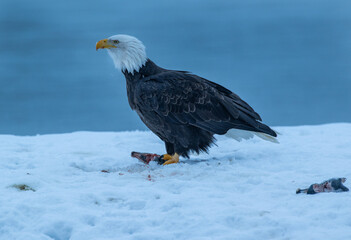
[{"left": 96, "top": 34, "right": 147, "bottom": 73}]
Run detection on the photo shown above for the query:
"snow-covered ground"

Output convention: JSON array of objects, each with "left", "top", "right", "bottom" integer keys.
[{"left": 1, "top": 123, "right": 351, "bottom": 240}]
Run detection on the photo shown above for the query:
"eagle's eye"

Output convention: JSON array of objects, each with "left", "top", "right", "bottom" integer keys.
[{"left": 113, "top": 40, "right": 119, "bottom": 44}]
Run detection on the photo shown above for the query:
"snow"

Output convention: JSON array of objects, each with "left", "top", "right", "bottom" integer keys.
[{"left": 1, "top": 123, "right": 351, "bottom": 240}]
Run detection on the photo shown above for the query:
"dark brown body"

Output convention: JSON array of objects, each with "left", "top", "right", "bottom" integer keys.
[{"left": 123, "top": 59, "right": 276, "bottom": 157}]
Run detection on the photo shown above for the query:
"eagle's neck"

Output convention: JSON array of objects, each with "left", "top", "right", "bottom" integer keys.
[
  {"left": 123, "top": 59, "right": 164, "bottom": 110},
  {"left": 122, "top": 59, "right": 164, "bottom": 80}
]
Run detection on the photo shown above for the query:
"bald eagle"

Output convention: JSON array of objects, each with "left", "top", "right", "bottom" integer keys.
[{"left": 96, "top": 35, "right": 277, "bottom": 165}]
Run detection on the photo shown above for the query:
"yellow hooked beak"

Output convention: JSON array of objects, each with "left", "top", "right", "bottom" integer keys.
[{"left": 96, "top": 39, "right": 117, "bottom": 51}]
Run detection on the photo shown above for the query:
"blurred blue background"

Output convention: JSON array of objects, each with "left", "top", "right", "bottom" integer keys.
[{"left": 1, "top": 0, "right": 350, "bottom": 135}]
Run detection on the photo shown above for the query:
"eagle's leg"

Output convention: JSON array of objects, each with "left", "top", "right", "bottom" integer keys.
[{"left": 163, "top": 153, "right": 179, "bottom": 165}]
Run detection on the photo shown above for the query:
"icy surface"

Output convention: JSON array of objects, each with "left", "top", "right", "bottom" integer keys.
[{"left": 1, "top": 124, "right": 351, "bottom": 239}]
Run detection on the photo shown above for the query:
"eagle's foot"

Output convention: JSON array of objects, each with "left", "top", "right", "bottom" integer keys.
[
  {"left": 161, "top": 154, "right": 172, "bottom": 161},
  {"left": 130, "top": 152, "right": 179, "bottom": 165},
  {"left": 163, "top": 153, "right": 179, "bottom": 165}
]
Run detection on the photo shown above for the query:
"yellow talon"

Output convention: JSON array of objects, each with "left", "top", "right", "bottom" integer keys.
[
  {"left": 163, "top": 153, "right": 179, "bottom": 165},
  {"left": 162, "top": 154, "right": 172, "bottom": 161}
]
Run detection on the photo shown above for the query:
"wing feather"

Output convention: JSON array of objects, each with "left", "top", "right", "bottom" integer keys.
[{"left": 135, "top": 71, "right": 276, "bottom": 137}]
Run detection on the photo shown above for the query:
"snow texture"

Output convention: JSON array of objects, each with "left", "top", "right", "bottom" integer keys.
[{"left": 0, "top": 123, "right": 351, "bottom": 240}]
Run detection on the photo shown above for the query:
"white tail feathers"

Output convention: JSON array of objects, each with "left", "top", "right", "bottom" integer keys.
[
  {"left": 225, "top": 129, "right": 255, "bottom": 141},
  {"left": 225, "top": 129, "right": 279, "bottom": 143},
  {"left": 253, "top": 132, "right": 279, "bottom": 143}
]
